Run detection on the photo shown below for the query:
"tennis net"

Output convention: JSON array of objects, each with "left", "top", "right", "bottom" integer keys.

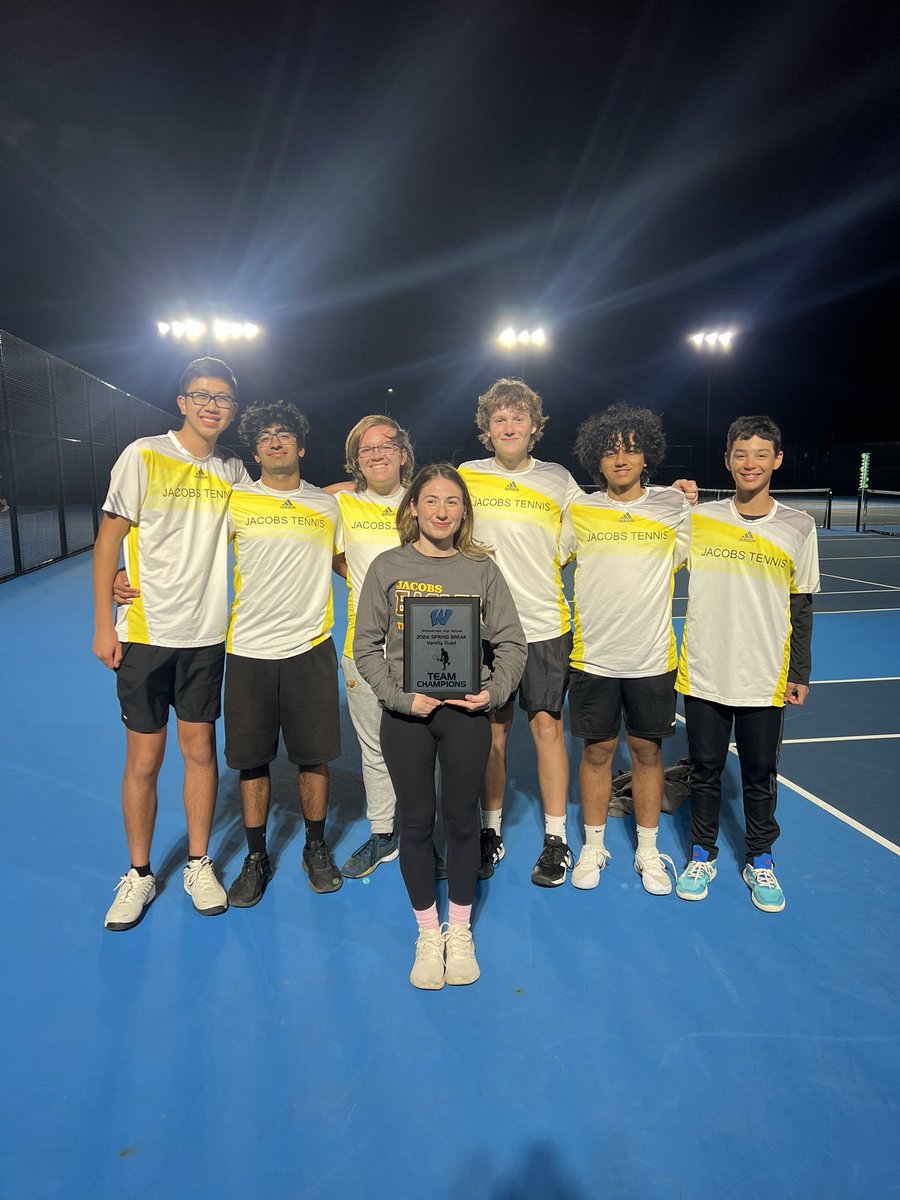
[
  {"left": 696, "top": 488, "right": 833, "bottom": 528},
  {"left": 861, "top": 490, "right": 900, "bottom": 536}
]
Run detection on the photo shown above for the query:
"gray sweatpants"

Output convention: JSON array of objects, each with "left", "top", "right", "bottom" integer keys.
[{"left": 341, "top": 654, "right": 397, "bottom": 832}]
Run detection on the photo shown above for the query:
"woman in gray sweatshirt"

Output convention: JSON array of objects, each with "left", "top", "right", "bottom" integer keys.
[{"left": 354, "top": 463, "right": 526, "bottom": 990}]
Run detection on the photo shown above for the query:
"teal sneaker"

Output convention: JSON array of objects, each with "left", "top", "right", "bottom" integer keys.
[
  {"left": 675, "top": 846, "right": 717, "bottom": 901},
  {"left": 341, "top": 832, "right": 399, "bottom": 879},
  {"left": 742, "top": 854, "right": 785, "bottom": 913}
]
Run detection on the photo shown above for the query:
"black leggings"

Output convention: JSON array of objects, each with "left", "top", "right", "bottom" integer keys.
[
  {"left": 684, "top": 695, "right": 784, "bottom": 861},
  {"left": 380, "top": 705, "right": 491, "bottom": 910}
]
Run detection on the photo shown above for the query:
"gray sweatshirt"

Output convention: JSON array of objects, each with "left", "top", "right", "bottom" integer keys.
[{"left": 353, "top": 542, "right": 527, "bottom": 715}]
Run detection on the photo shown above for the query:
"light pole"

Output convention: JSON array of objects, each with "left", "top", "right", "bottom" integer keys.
[{"left": 687, "top": 328, "right": 737, "bottom": 484}]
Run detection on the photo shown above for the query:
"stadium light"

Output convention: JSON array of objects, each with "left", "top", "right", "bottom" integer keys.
[
  {"left": 687, "top": 328, "right": 739, "bottom": 484},
  {"left": 495, "top": 326, "right": 549, "bottom": 350},
  {"left": 157, "top": 317, "right": 263, "bottom": 346}
]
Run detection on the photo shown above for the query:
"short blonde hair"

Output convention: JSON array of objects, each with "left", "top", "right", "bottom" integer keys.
[
  {"left": 475, "top": 378, "right": 548, "bottom": 451},
  {"left": 396, "top": 464, "right": 490, "bottom": 560},
  {"left": 344, "top": 414, "right": 415, "bottom": 491}
]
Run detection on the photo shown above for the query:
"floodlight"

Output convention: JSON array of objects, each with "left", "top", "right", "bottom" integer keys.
[
  {"left": 498, "top": 327, "right": 517, "bottom": 348},
  {"left": 157, "top": 322, "right": 171, "bottom": 336},
  {"left": 530, "top": 328, "right": 546, "bottom": 346}
]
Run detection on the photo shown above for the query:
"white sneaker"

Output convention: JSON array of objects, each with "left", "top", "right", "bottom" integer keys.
[
  {"left": 410, "top": 927, "right": 445, "bottom": 990},
  {"left": 634, "top": 848, "right": 676, "bottom": 895},
  {"left": 443, "top": 922, "right": 480, "bottom": 986},
  {"left": 571, "top": 844, "right": 612, "bottom": 890},
  {"left": 183, "top": 856, "right": 228, "bottom": 916},
  {"left": 105, "top": 868, "right": 156, "bottom": 931}
]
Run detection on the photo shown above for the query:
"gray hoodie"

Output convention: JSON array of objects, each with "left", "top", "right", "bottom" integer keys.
[{"left": 353, "top": 542, "right": 527, "bottom": 715}]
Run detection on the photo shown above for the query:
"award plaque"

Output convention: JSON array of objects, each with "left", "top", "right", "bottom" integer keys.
[{"left": 402, "top": 595, "right": 481, "bottom": 699}]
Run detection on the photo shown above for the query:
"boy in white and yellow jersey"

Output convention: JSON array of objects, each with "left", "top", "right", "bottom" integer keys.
[
  {"left": 93, "top": 357, "right": 248, "bottom": 931},
  {"left": 561, "top": 404, "right": 691, "bottom": 896},
  {"left": 224, "top": 402, "right": 344, "bottom": 907},
  {"left": 458, "top": 379, "right": 582, "bottom": 887},
  {"left": 325, "top": 415, "right": 416, "bottom": 879},
  {"left": 675, "top": 415, "right": 820, "bottom": 913}
]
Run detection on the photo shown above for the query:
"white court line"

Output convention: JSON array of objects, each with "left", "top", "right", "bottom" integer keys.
[
  {"left": 776, "top": 777, "right": 900, "bottom": 856},
  {"left": 673, "top": 713, "right": 900, "bottom": 855},
  {"left": 781, "top": 734, "right": 900, "bottom": 744},
  {"left": 812, "top": 676, "right": 900, "bottom": 684},
  {"left": 821, "top": 555, "right": 900, "bottom": 561},
  {"left": 821, "top": 571, "right": 900, "bottom": 590},
  {"left": 812, "top": 607, "right": 900, "bottom": 615}
]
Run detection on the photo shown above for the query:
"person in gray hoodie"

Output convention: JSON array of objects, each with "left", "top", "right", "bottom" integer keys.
[{"left": 354, "top": 463, "right": 526, "bottom": 991}]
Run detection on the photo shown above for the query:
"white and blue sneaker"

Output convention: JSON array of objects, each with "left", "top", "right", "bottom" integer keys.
[
  {"left": 742, "top": 854, "right": 786, "bottom": 913},
  {"left": 675, "top": 846, "right": 717, "bottom": 901}
]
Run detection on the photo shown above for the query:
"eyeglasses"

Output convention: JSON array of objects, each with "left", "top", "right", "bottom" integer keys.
[
  {"left": 358, "top": 442, "right": 399, "bottom": 459},
  {"left": 184, "top": 391, "right": 235, "bottom": 410},
  {"left": 256, "top": 428, "right": 297, "bottom": 445}
]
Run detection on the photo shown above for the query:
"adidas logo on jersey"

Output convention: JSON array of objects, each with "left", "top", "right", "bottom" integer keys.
[
  {"left": 505, "top": 481, "right": 519, "bottom": 491},
  {"left": 281, "top": 500, "right": 295, "bottom": 509},
  {"left": 619, "top": 512, "right": 634, "bottom": 523},
  {"left": 381, "top": 507, "right": 394, "bottom": 516},
  {"left": 194, "top": 468, "right": 206, "bottom": 480},
  {"left": 739, "top": 531, "right": 755, "bottom": 542}
]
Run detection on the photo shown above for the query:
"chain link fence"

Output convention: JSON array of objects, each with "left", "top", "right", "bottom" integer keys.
[{"left": 0, "top": 331, "right": 173, "bottom": 582}]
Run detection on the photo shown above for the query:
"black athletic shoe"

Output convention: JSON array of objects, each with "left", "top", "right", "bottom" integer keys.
[
  {"left": 228, "top": 851, "right": 272, "bottom": 908},
  {"left": 531, "top": 834, "right": 573, "bottom": 888},
  {"left": 303, "top": 839, "right": 343, "bottom": 894},
  {"left": 478, "top": 828, "right": 505, "bottom": 880}
]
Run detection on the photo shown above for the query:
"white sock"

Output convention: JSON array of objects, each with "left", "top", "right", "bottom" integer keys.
[
  {"left": 545, "top": 814, "right": 567, "bottom": 840},
  {"left": 636, "top": 824, "right": 659, "bottom": 856},
  {"left": 584, "top": 824, "right": 606, "bottom": 850},
  {"left": 481, "top": 810, "right": 502, "bottom": 834}
]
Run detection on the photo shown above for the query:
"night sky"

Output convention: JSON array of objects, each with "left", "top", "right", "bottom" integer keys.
[{"left": 1, "top": 0, "right": 897, "bottom": 488}]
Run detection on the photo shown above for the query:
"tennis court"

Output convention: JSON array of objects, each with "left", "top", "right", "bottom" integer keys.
[{"left": 1, "top": 528, "right": 897, "bottom": 1200}]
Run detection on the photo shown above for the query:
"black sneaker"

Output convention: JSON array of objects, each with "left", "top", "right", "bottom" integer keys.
[
  {"left": 531, "top": 834, "right": 573, "bottom": 888},
  {"left": 303, "top": 839, "right": 343, "bottom": 894},
  {"left": 478, "top": 828, "right": 505, "bottom": 880},
  {"left": 228, "top": 851, "right": 272, "bottom": 908}
]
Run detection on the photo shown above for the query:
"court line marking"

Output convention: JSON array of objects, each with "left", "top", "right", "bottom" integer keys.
[
  {"left": 820, "top": 555, "right": 900, "bottom": 561},
  {"left": 776, "top": 776, "right": 900, "bottom": 856},
  {"left": 821, "top": 571, "right": 900, "bottom": 590},
  {"left": 810, "top": 607, "right": 900, "bottom": 615},
  {"left": 811, "top": 676, "right": 900, "bottom": 684},
  {"left": 673, "top": 714, "right": 900, "bottom": 856},
  {"left": 780, "top": 734, "right": 900, "bottom": 744}
]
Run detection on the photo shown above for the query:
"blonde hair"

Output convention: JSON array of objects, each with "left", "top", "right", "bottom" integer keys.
[
  {"left": 396, "top": 464, "right": 491, "bottom": 560},
  {"left": 343, "top": 414, "right": 415, "bottom": 491},
  {"left": 475, "top": 378, "right": 548, "bottom": 451}
]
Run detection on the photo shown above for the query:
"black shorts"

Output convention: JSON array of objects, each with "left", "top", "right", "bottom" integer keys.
[
  {"left": 115, "top": 643, "right": 225, "bottom": 734},
  {"left": 484, "top": 631, "right": 572, "bottom": 714},
  {"left": 224, "top": 639, "right": 341, "bottom": 770},
  {"left": 568, "top": 668, "right": 677, "bottom": 742}
]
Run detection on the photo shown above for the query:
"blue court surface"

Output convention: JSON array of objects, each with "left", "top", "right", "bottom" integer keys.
[{"left": 1, "top": 531, "right": 898, "bottom": 1200}]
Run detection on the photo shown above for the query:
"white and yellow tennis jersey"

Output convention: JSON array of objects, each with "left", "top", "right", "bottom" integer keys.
[
  {"left": 676, "top": 498, "right": 820, "bottom": 707},
  {"left": 336, "top": 487, "right": 403, "bottom": 659},
  {"left": 103, "top": 431, "right": 249, "bottom": 648},
  {"left": 458, "top": 457, "right": 581, "bottom": 643},
  {"left": 561, "top": 486, "right": 690, "bottom": 678},
  {"left": 226, "top": 481, "right": 341, "bottom": 659}
]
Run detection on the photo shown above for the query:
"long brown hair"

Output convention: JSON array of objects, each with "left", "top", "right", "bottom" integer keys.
[{"left": 396, "top": 463, "right": 491, "bottom": 560}]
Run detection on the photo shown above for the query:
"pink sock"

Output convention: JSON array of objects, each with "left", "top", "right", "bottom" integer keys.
[
  {"left": 448, "top": 900, "right": 472, "bottom": 927},
  {"left": 413, "top": 903, "right": 440, "bottom": 931}
]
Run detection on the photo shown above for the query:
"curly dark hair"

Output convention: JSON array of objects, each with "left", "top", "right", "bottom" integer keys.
[
  {"left": 574, "top": 402, "right": 666, "bottom": 487},
  {"left": 239, "top": 401, "right": 310, "bottom": 450}
]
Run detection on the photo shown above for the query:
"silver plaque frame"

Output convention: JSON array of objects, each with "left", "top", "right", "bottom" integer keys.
[{"left": 402, "top": 594, "right": 481, "bottom": 699}]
